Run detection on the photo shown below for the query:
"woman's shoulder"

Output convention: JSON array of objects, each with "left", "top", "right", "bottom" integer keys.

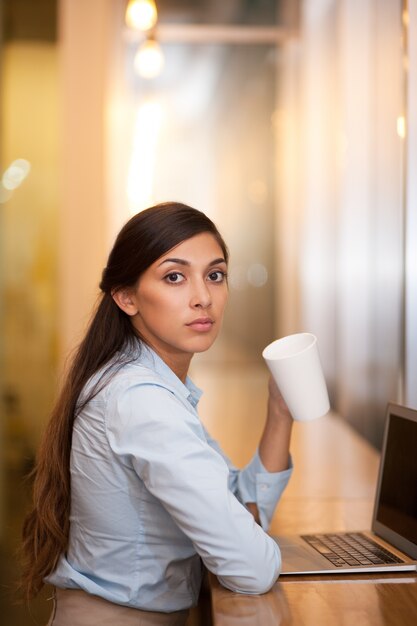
[
  {"left": 102, "top": 348, "right": 177, "bottom": 398},
  {"left": 81, "top": 347, "right": 175, "bottom": 405},
  {"left": 108, "top": 361, "right": 167, "bottom": 391}
]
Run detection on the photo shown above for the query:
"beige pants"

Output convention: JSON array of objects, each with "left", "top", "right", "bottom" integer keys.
[{"left": 47, "top": 588, "right": 190, "bottom": 626}]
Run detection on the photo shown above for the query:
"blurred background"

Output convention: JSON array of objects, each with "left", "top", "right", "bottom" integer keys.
[{"left": 1, "top": 0, "right": 416, "bottom": 623}]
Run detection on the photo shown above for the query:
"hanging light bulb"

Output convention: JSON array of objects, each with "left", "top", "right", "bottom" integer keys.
[
  {"left": 134, "top": 37, "right": 165, "bottom": 79},
  {"left": 125, "top": 0, "right": 158, "bottom": 32}
]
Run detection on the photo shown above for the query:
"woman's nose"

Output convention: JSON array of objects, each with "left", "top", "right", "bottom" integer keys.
[{"left": 190, "top": 281, "right": 212, "bottom": 309}]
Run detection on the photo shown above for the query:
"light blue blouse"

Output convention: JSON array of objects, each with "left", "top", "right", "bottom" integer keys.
[{"left": 47, "top": 345, "right": 292, "bottom": 612}]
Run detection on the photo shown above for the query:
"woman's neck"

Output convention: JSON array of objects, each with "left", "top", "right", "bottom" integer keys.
[{"left": 146, "top": 342, "right": 192, "bottom": 384}]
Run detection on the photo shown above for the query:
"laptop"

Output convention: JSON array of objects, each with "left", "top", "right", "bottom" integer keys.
[{"left": 272, "top": 403, "right": 417, "bottom": 575}]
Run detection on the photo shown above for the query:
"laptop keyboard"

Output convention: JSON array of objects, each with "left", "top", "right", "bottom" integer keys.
[{"left": 301, "top": 532, "right": 405, "bottom": 567}]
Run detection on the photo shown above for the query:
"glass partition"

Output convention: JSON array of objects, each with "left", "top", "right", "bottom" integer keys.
[{"left": 120, "top": 41, "right": 279, "bottom": 364}]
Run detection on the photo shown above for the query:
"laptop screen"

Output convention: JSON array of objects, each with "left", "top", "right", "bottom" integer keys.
[{"left": 374, "top": 407, "right": 417, "bottom": 555}]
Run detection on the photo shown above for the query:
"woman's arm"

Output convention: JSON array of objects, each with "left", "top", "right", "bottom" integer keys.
[
  {"left": 107, "top": 382, "right": 282, "bottom": 595},
  {"left": 247, "top": 377, "right": 293, "bottom": 523}
]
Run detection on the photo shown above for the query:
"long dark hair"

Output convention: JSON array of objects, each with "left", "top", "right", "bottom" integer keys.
[{"left": 20, "top": 202, "right": 228, "bottom": 599}]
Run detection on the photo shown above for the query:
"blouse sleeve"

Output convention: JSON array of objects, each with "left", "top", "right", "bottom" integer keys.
[
  {"left": 201, "top": 425, "right": 293, "bottom": 530},
  {"left": 106, "top": 381, "right": 281, "bottom": 595}
]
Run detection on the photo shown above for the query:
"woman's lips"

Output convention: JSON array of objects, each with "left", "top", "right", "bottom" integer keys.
[{"left": 186, "top": 318, "right": 214, "bottom": 332}]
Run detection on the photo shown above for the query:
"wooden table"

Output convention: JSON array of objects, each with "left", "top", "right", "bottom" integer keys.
[{"left": 202, "top": 404, "right": 417, "bottom": 625}]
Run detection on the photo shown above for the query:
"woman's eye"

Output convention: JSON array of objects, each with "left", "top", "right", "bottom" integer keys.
[
  {"left": 208, "top": 271, "right": 226, "bottom": 283},
  {"left": 165, "top": 272, "right": 185, "bottom": 283}
]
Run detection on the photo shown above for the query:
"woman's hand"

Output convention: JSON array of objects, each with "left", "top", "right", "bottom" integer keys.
[{"left": 267, "top": 376, "right": 293, "bottom": 422}]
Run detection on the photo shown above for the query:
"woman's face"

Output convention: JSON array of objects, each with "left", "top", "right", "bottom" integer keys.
[{"left": 123, "top": 232, "right": 228, "bottom": 369}]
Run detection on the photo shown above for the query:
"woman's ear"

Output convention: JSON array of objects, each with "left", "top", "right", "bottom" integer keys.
[{"left": 112, "top": 288, "right": 139, "bottom": 317}]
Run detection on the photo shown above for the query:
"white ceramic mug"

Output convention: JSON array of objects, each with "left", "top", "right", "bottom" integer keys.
[{"left": 262, "top": 333, "right": 330, "bottom": 422}]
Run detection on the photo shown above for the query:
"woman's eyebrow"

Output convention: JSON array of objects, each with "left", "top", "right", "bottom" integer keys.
[
  {"left": 158, "top": 257, "right": 226, "bottom": 267},
  {"left": 208, "top": 258, "right": 227, "bottom": 267},
  {"left": 158, "top": 258, "right": 189, "bottom": 267}
]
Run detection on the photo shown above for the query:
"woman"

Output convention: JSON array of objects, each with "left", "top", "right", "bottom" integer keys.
[{"left": 21, "top": 202, "right": 293, "bottom": 625}]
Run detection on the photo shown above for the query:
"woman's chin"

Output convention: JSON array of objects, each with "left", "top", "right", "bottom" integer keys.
[{"left": 186, "top": 335, "right": 218, "bottom": 354}]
